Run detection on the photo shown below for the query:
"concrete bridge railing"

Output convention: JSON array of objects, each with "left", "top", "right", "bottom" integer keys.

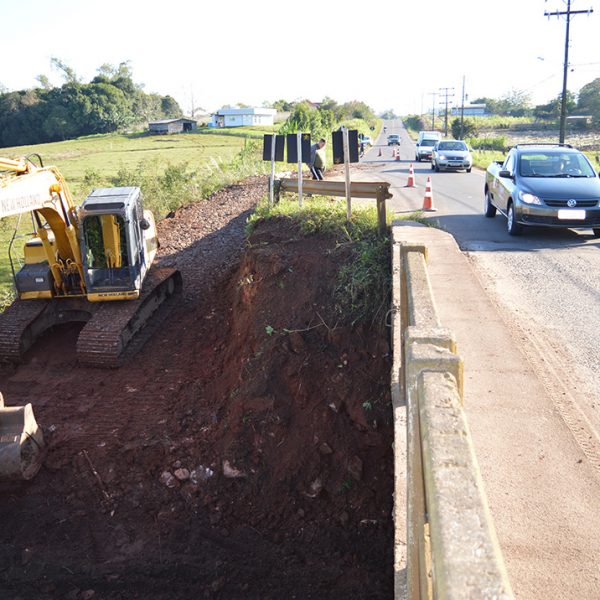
[{"left": 391, "top": 225, "right": 514, "bottom": 599}]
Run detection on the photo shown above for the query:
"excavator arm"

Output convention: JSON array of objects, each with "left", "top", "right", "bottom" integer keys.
[{"left": 0, "top": 157, "right": 85, "bottom": 295}]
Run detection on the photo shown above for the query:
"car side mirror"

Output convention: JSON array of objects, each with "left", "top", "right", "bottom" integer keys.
[
  {"left": 140, "top": 218, "right": 151, "bottom": 230},
  {"left": 498, "top": 169, "right": 513, "bottom": 179},
  {"left": 415, "top": 142, "right": 420, "bottom": 146}
]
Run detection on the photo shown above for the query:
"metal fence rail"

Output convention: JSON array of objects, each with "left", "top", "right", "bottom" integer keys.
[
  {"left": 277, "top": 178, "right": 391, "bottom": 234},
  {"left": 392, "top": 230, "right": 514, "bottom": 600}
]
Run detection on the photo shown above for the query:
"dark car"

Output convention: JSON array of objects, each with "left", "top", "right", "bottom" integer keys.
[{"left": 484, "top": 144, "right": 600, "bottom": 236}]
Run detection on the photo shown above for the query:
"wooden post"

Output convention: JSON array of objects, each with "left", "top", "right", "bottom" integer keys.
[
  {"left": 269, "top": 134, "right": 276, "bottom": 208},
  {"left": 342, "top": 126, "right": 351, "bottom": 220},
  {"left": 297, "top": 132, "right": 303, "bottom": 208},
  {"left": 376, "top": 186, "right": 387, "bottom": 235}
]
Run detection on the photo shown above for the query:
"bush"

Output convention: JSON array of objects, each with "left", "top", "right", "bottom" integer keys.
[
  {"left": 451, "top": 118, "right": 477, "bottom": 139},
  {"left": 467, "top": 136, "right": 508, "bottom": 152},
  {"left": 403, "top": 115, "right": 426, "bottom": 133}
]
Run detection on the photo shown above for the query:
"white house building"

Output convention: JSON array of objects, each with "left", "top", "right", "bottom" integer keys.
[
  {"left": 450, "top": 104, "right": 488, "bottom": 117},
  {"left": 210, "top": 107, "right": 277, "bottom": 128}
]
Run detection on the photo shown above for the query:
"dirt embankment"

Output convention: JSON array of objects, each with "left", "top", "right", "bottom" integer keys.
[{"left": 0, "top": 181, "right": 393, "bottom": 599}]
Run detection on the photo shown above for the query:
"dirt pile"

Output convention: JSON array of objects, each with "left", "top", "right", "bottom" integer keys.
[{"left": 0, "top": 183, "right": 393, "bottom": 599}]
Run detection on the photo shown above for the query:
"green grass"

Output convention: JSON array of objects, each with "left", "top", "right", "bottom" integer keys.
[
  {"left": 248, "top": 196, "right": 390, "bottom": 326},
  {"left": 0, "top": 127, "right": 275, "bottom": 199}
]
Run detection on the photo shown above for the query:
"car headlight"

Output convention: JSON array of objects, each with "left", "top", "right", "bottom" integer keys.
[
  {"left": 439, "top": 154, "right": 447, "bottom": 160},
  {"left": 519, "top": 191, "right": 542, "bottom": 205}
]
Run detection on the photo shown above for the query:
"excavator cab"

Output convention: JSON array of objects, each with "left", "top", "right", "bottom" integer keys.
[{"left": 79, "top": 187, "right": 158, "bottom": 301}]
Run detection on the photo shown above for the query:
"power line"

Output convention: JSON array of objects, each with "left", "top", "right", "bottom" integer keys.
[{"left": 544, "top": 0, "right": 594, "bottom": 143}]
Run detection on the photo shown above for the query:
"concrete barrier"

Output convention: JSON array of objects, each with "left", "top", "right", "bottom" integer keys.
[{"left": 392, "top": 224, "right": 513, "bottom": 599}]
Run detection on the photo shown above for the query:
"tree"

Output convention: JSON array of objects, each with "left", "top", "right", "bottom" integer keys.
[
  {"left": 35, "top": 74, "right": 52, "bottom": 90},
  {"left": 577, "top": 78, "right": 600, "bottom": 125},
  {"left": 380, "top": 109, "right": 397, "bottom": 119},
  {"left": 50, "top": 57, "right": 80, "bottom": 84},
  {"left": 495, "top": 89, "right": 531, "bottom": 116},
  {"left": 161, "top": 95, "right": 183, "bottom": 117},
  {"left": 451, "top": 118, "right": 477, "bottom": 139},
  {"left": 533, "top": 92, "right": 576, "bottom": 120}
]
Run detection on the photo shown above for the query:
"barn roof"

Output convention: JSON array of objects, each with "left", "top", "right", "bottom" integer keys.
[{"left": 148, "top": 118, "right": 197, "bottom": 125}]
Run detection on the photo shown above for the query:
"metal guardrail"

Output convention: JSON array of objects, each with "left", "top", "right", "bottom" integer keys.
[
  {"left": 392, "top": 232, "right": 514, "bottom": 599},
  {"left": 276, "top": 178, "right": 392, "bottom": 234}
]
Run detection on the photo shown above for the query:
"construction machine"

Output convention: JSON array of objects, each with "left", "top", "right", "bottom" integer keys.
[{"left": 0, "top": 155, "right": 182, "bottom": 479}]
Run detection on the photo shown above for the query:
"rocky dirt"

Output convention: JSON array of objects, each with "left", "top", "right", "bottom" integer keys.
[{"left": 0, "top": 178, "right": 393, "bottom": 599}]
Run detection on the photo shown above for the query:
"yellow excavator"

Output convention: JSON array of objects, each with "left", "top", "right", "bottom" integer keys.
[{"left": 0, "top": 155, "right": 182, "bottom": 479}]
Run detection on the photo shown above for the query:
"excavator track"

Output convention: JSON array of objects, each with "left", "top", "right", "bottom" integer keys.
[
  {"left": 0, "top": 300, "right": 49, "bottom": 363},
  {"left": 76, "top": 268, "right": 182, "bottom": 368}
]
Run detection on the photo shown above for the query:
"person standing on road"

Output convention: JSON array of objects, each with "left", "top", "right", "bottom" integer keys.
[{"left": 309, "top": 138, "right": 327, "bottom": 180}]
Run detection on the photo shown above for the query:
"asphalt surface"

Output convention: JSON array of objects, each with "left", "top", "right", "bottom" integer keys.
[
  {"left": 356, "top": 120, "right": 600, "bottom": 598},
  {"left": 363, "top": 119, "right": 600, "bottom": 438}
]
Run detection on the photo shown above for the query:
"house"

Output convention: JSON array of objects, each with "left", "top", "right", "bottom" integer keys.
[
  {"left": 148, "top": 118, "right": 197, "bottom": 134},
  {"left": 210, "top": 107, "right": 277, "bottom": 128},
  {"left": 450, "top": 104, "right": 488, "bottom": 117}
]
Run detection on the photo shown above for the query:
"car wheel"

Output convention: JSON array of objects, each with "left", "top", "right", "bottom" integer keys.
[
  {"left": 484, "top": 190, "right": 496, "bottom": 218},
  {"left": 507, "top": 202, "right": 522, "bottom": 236},
  {"left": 434, "top": 163, "right": 440, "bottom": 172},
  {"left": 593, "top": 228, "right": 600, "bottom": 237},
  {"left": 431, "top": 162, "right": 435, "bottom": 171},
  {"left": 466, "top": 167, "right": 472, "bottom": 173}
]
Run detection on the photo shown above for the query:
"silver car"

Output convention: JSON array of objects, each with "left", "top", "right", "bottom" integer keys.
[{"left": 431, "top": 140, "right": 473, "bottom": 173}]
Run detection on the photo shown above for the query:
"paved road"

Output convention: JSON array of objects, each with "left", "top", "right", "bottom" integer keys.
[
  {"left": 363, "top": 119, "right": 600, "bottom": 436},
  {"left": 359, "top": 120, "right": 600, "bottom": 598}
]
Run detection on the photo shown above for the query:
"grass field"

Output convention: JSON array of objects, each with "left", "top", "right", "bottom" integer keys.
[{"left": 1, "top": 125, "right": 277, "bottom": 195}]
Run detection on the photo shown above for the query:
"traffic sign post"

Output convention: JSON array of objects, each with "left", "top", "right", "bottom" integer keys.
[
  {"left": 342, "top": 127, "right": 351, "bottom": 220},
  {"left": 297, "top": 132, "right": 303, "bottom": 208}
]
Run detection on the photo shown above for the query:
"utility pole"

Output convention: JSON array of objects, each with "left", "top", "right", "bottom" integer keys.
[
  {"left": 545, "top": 0, "right": 593, "bottom": 143},
  {"left": 439, "top": 87, "right": 455, "bottom": 137},
  {"left": 460, "top": 76, "right": 466, "bottom": 139},
  {"left": 427, "top": 92, "right": 438, "bottom": 130}
]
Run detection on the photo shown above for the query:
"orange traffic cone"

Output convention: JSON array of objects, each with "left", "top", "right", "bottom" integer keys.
[
  {"left": 422, "top": 176, "right": 436, "bottom": 211},
  {"left": 405, "top": 163, "right": 416, "bottom": 188},
  {"left": 395, "top": 147, "right": 400, "bottom": 161}
]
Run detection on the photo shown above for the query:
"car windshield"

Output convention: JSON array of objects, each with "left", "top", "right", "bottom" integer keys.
[
  {"left": 438, "top": 142, "right": 467, "bottom": 151},
  {"left": 421, "top": 139, "right": 437, "bottom": 147},
  {"left": 518, "top": 152, "right": 595, "bottom": 178}
]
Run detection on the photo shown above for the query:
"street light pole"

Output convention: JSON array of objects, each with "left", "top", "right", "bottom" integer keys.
[{"left": 545, "top": 0, "right": 593, "bottom": 144}]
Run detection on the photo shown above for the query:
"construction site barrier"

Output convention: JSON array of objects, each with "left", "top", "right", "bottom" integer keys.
[
  {"left": 277, "top": 178, "right": 392, "bottom": 235},
  {"left": 391, "top": 224, "right": 514, "bottom": 600}
]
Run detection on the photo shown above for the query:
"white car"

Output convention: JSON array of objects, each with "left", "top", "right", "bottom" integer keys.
[
  {"left": 431, "top": 140, "right": 473, "bottom": 172},
  {"left": 360, "top": 135, "right": 373, "bottom": 146}
]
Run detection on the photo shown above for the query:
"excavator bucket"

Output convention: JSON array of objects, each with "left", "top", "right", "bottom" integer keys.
[{"left": 0, "top": 393, "right": 44, "bottom": 480}]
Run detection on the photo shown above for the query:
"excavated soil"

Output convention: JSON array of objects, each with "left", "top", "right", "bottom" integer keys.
[{"left": 0, "top": 178, "right": 393, "bottom": 599}]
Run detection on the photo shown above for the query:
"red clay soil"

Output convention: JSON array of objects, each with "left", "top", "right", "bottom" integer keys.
[{"left": 0, "top": 182, "right": 393, "bottom": 599}]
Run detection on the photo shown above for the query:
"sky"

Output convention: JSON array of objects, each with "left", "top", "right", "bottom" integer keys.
[{"left": 1, "top": 0, "right": 599, "bottom": 117}]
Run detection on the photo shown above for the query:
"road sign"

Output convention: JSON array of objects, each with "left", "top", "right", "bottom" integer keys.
[
  {"left": 332, "top": 129, "right": 359, "bottom": 164},
  {"left": 286, "top": 133, "right": 311, "bottom": 163},
  {"left": 262, "top": 134, "right": 285, "bottom": 162}
]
